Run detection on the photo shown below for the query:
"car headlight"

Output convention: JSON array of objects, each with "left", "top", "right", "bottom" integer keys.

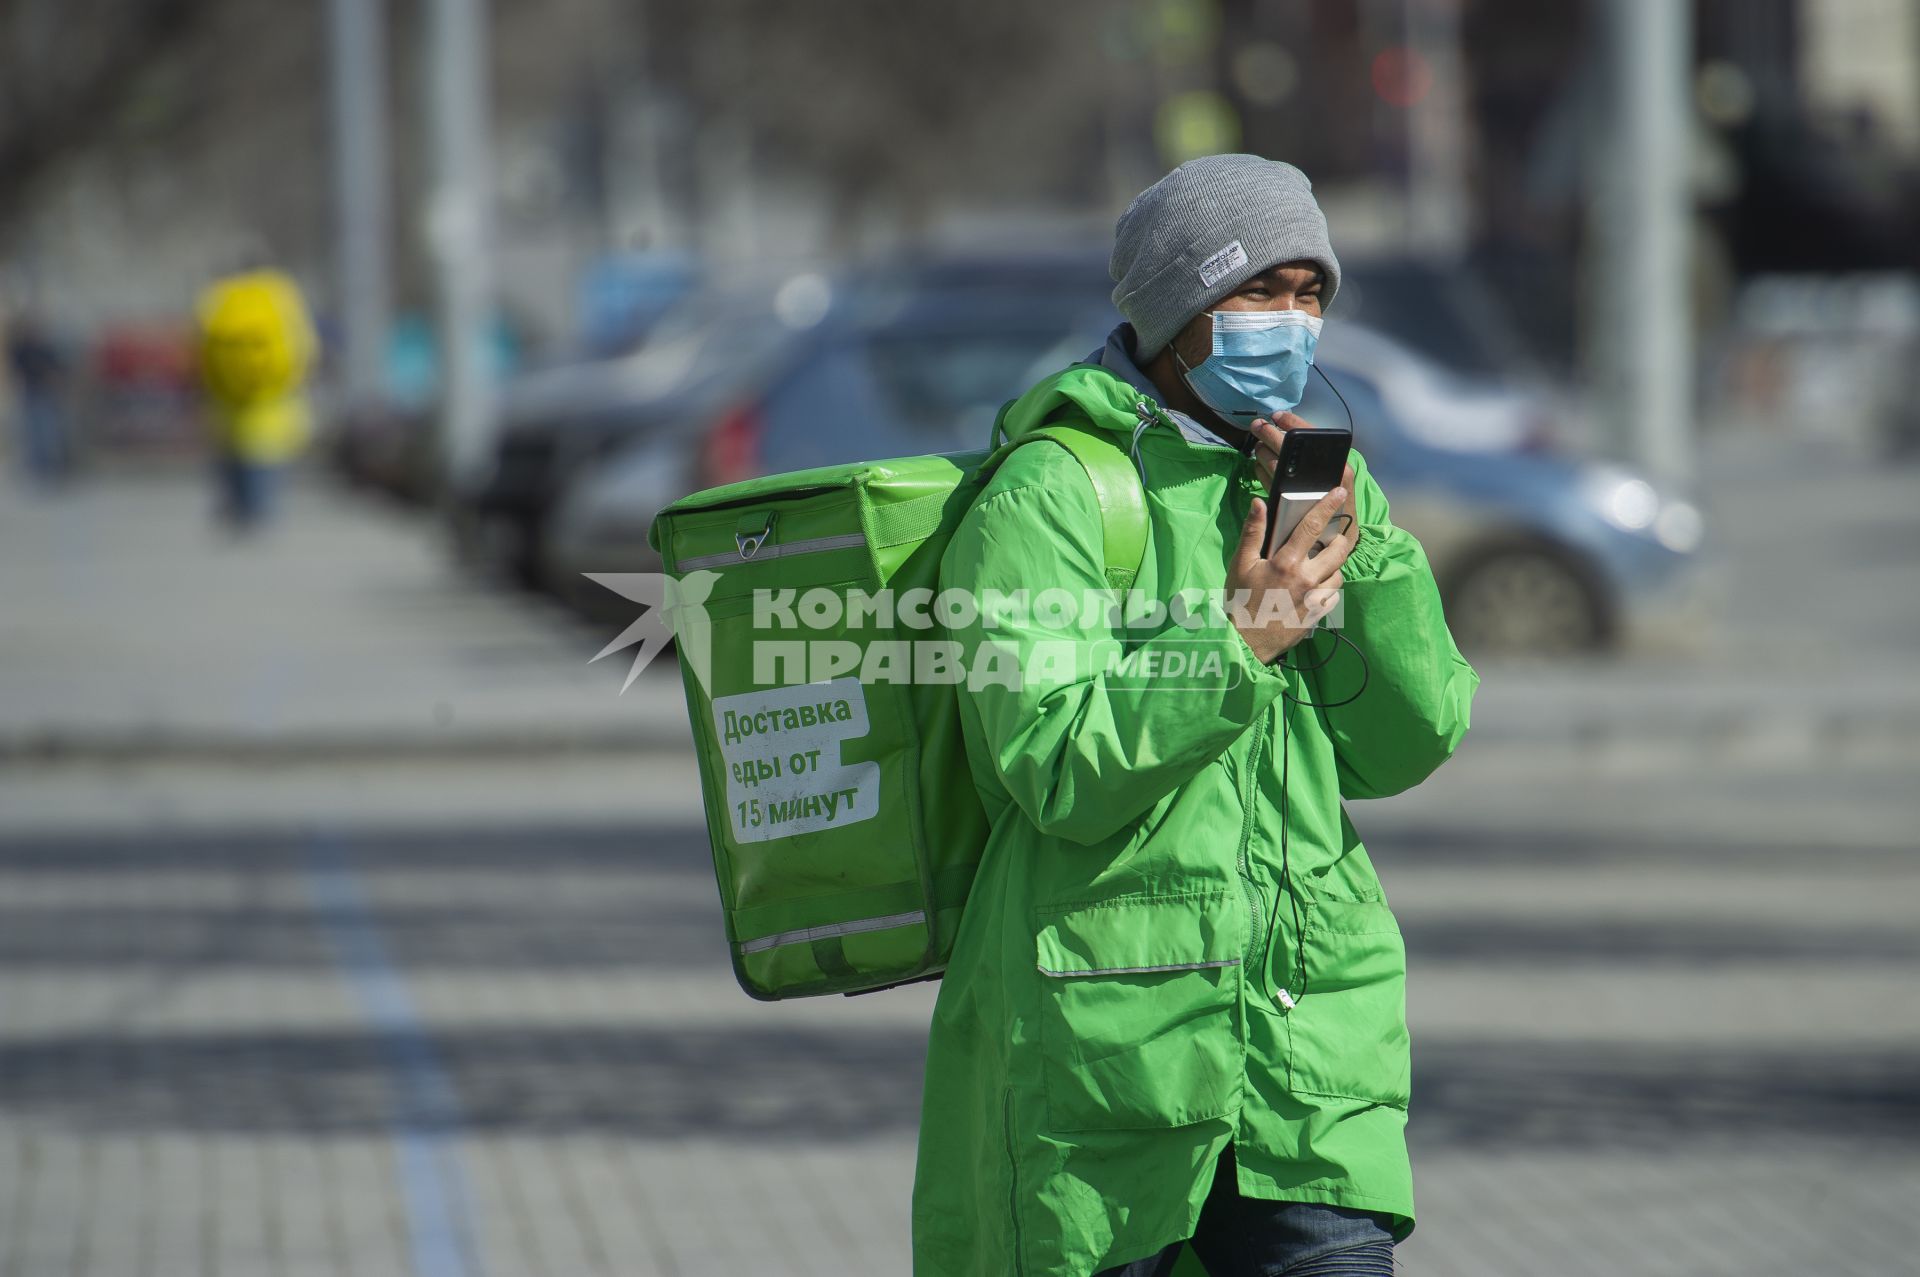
[
  {"left": 1599, "top": 476, "right": 1660, "bottom": 531},
  {"left": 1653, "top": 500, "right": 1703, "bottom": 553},
  {"left": 1583, "top": 469, "right": 1703, "bottom": 553}
]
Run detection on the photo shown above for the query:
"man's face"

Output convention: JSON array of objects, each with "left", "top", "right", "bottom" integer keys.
[{"left": 1167, "top": 259, "right": 1326, "bottom": 371}]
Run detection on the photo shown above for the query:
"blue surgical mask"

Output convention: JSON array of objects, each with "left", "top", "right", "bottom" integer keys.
[{"left": 1175, "top": 308, "right": 1323, "bottom": 430}]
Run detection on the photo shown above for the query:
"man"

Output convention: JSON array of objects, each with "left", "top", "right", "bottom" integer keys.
[
  {"left": 913, "top": 154, "right": 1479, "bottom": 1275},
  {"left": 195, "top": 261, "right": 319, "bottom": 530},
  {"left": 5, "top": 303, "right": 70, "bottom": 486}
]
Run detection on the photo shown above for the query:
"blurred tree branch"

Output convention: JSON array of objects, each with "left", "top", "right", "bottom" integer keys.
[
  {"left": 646, "top": 0, "right": 1124, "bottom": 242},
  {"left": 0, "top": 0, "right": 218, "bottom": 233}
]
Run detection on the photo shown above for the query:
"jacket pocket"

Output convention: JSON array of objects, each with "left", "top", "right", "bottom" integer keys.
[
  {"left": 1034, "top": 890, "right": 1244, "bottom": 1132},
  {"left": 1286, "top": 898, "right": 1411, "bottom": 1107}
]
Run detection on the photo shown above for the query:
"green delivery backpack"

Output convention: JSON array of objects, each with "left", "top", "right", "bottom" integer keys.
[{"left": 647, "top": 407, "right": 1147, "bottom": 1000}]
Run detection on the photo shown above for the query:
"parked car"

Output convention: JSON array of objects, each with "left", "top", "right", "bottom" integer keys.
[
  {"left": 464, "top": 251, "right": 1121, "bottom": 589},
  {"left": 450, "top": 282, "right": 795, "bottom": 583},
  {"left": 1297, "top": 323, "right": 1701, "bottom": 654},
  {"left": 541, "top": 306, "right": 1107, "bottom": 610},
  {"left": 331, "top": 399, "right": 435, "bottom": 503},
  {"left": 551, "top": 310, "right": 1699, "bottom": 655}
]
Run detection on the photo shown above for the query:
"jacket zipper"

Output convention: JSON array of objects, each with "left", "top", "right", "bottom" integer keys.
[
  {"left": 1229, "top": 443, "right": 1268, "bottom": 995},
  {"left": 1236, "top": 728, "right": 1267, "bottom": 999},
  {"left": 1003, "top": 1088, "right": 1026, "bottom": 1275}
]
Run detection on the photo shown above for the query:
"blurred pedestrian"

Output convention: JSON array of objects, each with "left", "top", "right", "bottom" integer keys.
[
  {"left": 913, "top": 154, "right": 1478, "bottom": 1276},
  {"left": 5, "top": 304, "right": 71, "bottom": 486},
  {"left": 194, "top": 261, "right": 318, "bottom": 530}
]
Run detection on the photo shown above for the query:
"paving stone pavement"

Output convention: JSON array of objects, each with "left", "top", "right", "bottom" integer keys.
[
  {"left": 2, "top": 436, "right": 1916, "bottom": 1275},
  {"left": 0, "top": 735, "right": 1915, "bottom": 1277}
]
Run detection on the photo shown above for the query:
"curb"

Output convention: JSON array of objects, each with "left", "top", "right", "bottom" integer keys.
[
  {"left": 0, "top": 724, "right": 693, "bottom": 765},
  {"left": 7, "top": 710, "right": 1916, "bottom": 767}
]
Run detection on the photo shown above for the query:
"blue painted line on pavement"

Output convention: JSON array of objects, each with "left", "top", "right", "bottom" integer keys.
[{"left": 307, "top": 829, "right": 483, "bottom": 1277}]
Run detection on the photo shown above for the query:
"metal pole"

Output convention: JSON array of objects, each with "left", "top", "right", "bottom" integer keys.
[
  {"left": 1606, "top": 0, "right": 1694, "bottom": 486},
  {"left": 609, "top": 0, "right": 677, "bottom": 250},
  {"left": 327, "top": 0, "right": 391, "bottom": 409},
  {"left": 1403, "top": 0, "right": 1470, "bottom": 257},
  {"left": 425, "top": 0, "right": 495, "bottom": 490}
]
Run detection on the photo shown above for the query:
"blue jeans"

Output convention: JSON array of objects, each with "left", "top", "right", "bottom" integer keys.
[
  {"left": 217, "top": 456, "right": 282, "bottom": 529},
  {"left": 1094, "top": 1144, "right": 1396, "bottom": 1277},
  {"left": 15, "top": 391, "right": 67, "bottom": 483}
]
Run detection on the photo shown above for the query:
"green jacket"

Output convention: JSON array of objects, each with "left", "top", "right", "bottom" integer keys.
[{"left": 911, "top": 361, "right": 1479, "bottom": 1275}]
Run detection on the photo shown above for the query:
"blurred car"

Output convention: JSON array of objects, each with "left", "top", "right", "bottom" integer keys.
[
  {"left": 551, "top": 309, "right": 1699, "bottom": 656},
  {"left": 472, "top": 249, "right": 1553, "bottom": 585},
  {"left": 331, "top": 399, "right": 436, "bottom": 502},
  {"left": 451, "top": 278, "right": 822, "bottom": 584},
  {"left": 1297, "top": 323, "right": 1701, "bottom": 655},
  {"left": 81, "top": 323, "right": 202, "bottom": 455},
  {"left": 1332, "top": 254, "right": 1546, "bottom": 382},
  {"left": 464, "top": 251, "right": 1121, "bottom": 589},
  {"left": 575, "top": 249, "right": 703, "bottom": 356}
]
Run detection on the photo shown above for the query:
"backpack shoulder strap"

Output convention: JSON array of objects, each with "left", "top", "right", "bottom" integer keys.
[{"left": 1023, "top": 423, "right": 1148, "bottom": 593}]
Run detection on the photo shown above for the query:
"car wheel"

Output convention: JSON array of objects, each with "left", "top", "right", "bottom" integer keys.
[{"left": 1444, "top": 543, "right": 1615, "bottom": 656}]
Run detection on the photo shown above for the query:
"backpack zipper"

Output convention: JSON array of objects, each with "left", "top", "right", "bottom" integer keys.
[{"left": 675, "top": 530, "right": 866, "bottom": 571}]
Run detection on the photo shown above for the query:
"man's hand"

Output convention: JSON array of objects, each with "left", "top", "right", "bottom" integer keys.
[
  {"left": 1248, "top": 414, "right": 1306, "bottom": 490},
  {"left": 1231, "top": 414, "right": 1360, "bottom": 664}
]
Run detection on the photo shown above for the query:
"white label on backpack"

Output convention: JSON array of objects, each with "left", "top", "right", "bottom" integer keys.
[
  {"left": 712, "top": 676, "right": 881, "bottom": 843},
  {"left": 1197, "top": 240, "right": 1248, "bottom": 289}
]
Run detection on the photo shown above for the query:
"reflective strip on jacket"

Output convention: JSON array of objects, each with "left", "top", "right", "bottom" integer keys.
[{"left": 911, "top": 361, "right": 1479, "bottom": 1276}]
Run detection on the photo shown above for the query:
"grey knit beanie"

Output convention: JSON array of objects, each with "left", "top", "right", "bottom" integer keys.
[{"left": 1110, "top": 153, "right": 1341, "bottom": 361}]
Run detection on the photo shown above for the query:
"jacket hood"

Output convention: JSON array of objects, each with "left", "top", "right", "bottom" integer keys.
[{"left": 997, "top": 361, "right": 1151, "bottom": 446}]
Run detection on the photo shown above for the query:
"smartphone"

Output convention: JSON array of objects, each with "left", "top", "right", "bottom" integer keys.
[{"left": 1263, "top": 427, "right": 1353, "bottom": 558}]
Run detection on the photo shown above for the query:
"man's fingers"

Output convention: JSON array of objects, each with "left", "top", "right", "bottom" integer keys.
[
  {"left": 1284, "top": 485, "right": 1348, "bottom": 559},
  {"left": 1300, "top": 531, "right": 1354, "bottom": 585},
  {"left": 1235, "top": 496, "right": 1270, "bottom": 570},
  {"left": 1274, "top": 411, "right": 1309, "bottom": 433},
  {"left": 1308, "top": 510, "right": 1362, "bottom": 580},
  {"left": 1250, "top": 420, "right": 1284, "bottom": 486},
  {"left": 1302, "top": 583, "right": 1342, "bottom": 623}
]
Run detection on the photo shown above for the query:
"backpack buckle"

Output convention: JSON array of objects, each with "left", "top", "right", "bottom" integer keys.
[{"left": 736, "top": 514, "right": 775, "bottom": 559}]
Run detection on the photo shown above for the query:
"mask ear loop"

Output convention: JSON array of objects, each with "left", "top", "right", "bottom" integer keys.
[
  {"left": 1174, "top": 341, "right": 1259, "bottom": 454},
  {"left": 1312, "top": 361, "right": 1357, "bottom": 440}
]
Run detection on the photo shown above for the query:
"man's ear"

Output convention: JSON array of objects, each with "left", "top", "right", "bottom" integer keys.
[{"left": 1170, "top": 312, "right": 1212, "bottom": 368}]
